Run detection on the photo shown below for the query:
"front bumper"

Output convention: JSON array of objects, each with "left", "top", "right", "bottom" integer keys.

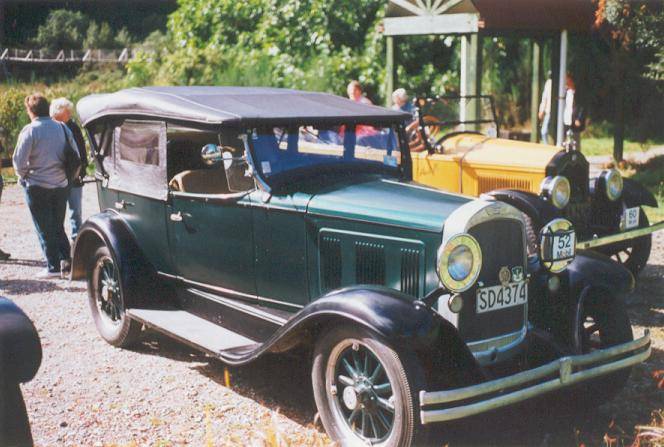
[
  {"left": 419, "top": 330, "right": 650, "bottom": 424},
  {"left": 577, "top": 220, "right": 664, "bottom": 250}
]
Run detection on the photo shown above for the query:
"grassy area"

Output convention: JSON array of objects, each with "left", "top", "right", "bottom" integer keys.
[{"left": 581, "top": 137, "right": 664, "bottom": 157}]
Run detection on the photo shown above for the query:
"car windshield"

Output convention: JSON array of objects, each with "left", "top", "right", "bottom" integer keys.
[
  {"left": 416, "top": 96, "right": 498, "bottom": 141},
  {"left": 248, "top": 123, "right": 404, "bottom": 186}
]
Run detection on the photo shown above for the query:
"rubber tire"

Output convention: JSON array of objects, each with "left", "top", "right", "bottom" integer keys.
[
  {"left": 576, "top": 294, "right": 634, "bottom": 407},
  {"left": 87, "top": 246, "right": 141, "bottom": 348},
  {"left": 598, "top": 210, "right": 652, "bottom": 278},
  {"left": 312, "top": 324, "right": 428, "bottom": 447}
]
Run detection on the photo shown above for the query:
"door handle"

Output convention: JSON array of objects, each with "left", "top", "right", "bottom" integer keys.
[
  {"left": 114, "top": 200, "right": 135, "bottom": 210},
  {"left": 170, "top": 211, "right": 184, "bottom": 222}
]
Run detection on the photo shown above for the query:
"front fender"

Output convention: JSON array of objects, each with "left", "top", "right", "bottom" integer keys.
[
  {"left": 71, "top": 210, "right": 160, "bottom": 307},
  {"left": 225, "top": 286, "right": 484, "bottom": 387},
  {"left": 482, "top": 189, "right": 559, "bottom": 229},
  {"left": 567, "top": 251, "right": 635, "bottom": 301},
  {"left": 622, "top": 178, "right": 658, "bottom": 208}
]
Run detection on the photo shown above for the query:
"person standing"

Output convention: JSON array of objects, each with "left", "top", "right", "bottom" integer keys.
[
  {"left": 538, "top": 73, "right": 552, "bottom": 144},
  {"left": 50, "top": 98, "right": 87, "bottom": 242},
  {"left": 563, "top": 73, "right": 585, "bottom": 150},
  {"left": 391, "top": 88, "right": 415, "bottom": 118},
  {"left": 12, "top": 93, "right": 80, "bottom": 278},
  {"left": 347, "top": 80, "right": 373, "bottom": 105},
  {"left": 0, "top": 135, "right": 10, "bottom": 260}
]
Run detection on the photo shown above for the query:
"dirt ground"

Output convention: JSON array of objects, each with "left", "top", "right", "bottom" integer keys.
[{"left": 0, "top": 182, "right": 662, "bottom": 447}]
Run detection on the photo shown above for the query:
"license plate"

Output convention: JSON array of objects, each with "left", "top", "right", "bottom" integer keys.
[
  {"left": 551, "top": 232, "right": 575, "bottom": 260},
  {"left": 623, "top": 207, "right": 640, "bottom": 230},
  {"left": 476, "top": 281, "right": 528, "bottom": 314}
]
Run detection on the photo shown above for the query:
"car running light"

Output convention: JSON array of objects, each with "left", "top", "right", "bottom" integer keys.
[
  {"left": 540, "top": 176, "right": 571, "bottom": 209},
  {"left": 601, "top": 169, "right": 623, "bottom": 202},
  {"left": 437, "top": 234, "right": 482, "bottom": 293}
]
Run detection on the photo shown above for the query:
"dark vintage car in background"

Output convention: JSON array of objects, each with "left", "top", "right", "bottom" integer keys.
[
  {"left": 409, "top": 95, "right": 663, "bottom": 277},
  {"left": 70, "top": 87, "right": 650, "bottom": 446}
]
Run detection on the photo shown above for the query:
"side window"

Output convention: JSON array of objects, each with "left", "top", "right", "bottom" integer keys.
[
  {"left": 117, "top": 122, "right": 160, "bottom": 165},
  {"left": 109, "top": 120, "right": 167, "bottom": 200}
]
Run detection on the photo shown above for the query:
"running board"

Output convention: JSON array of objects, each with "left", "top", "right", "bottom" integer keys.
[{"left": 127, "top": 308, "right": 259, "bottom": 357}]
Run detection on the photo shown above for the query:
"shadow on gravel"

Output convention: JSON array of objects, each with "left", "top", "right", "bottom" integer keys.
[
  {"left": 131, "top": 330, "right": 320, "bottom": 429},
  {"left": 1, "top": 258, "right": 45, "bottom": 268},
  {"left": 628, "top": 264, "right": 664, "bottom": 328},
  {"left": 0, "top": 278, "right": 87, "bottom": 295},
  {"left": 128, "top": 329, "right": 646, "bottom": 446}
]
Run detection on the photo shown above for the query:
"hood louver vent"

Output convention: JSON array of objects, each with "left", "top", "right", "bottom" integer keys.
[
  {"left": 320, "top": 236, "right": 342, "bottom": 293},
  {"left": 477, "top": 175, "right": 531, "bottom": 195},
  {"left": 355, "top": 241, "right": 385, "bottom": 286},
  {"left": 400, "top": 248, "right": 421, "bottom": 297}
]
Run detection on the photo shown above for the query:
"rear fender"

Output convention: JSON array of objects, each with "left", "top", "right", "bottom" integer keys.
[
  {"left": 237, "top": 286, "right": 484, "bottom": 387},
  {"left": 482, "top": 189, "right": 559, "bottom": 229},
  {"left": 71, "top": 210, "right": 161, "bottom": 307}
]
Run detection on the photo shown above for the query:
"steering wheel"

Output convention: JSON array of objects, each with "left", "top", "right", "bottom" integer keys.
[{"left": 407, "top": 115, "right": 441, "bottom": 153}]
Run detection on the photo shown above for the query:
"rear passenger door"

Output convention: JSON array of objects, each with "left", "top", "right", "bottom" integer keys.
[{"left": 110, "top": 120, "right": 174, "bottom": 274}]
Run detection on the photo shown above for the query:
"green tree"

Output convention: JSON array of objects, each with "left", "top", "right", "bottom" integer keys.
[{"left": 34, "top": 9, "right": 89, "bottom": 50}]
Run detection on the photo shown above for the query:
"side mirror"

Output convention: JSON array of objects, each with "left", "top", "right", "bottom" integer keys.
[{"left": 201, "top": 144, "right": 223, "bottom": 166}]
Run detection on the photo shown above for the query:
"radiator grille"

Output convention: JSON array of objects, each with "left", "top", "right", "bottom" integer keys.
[
  {"left": 320, "top": 236, "right": 342, "bottom": 293},
  {"left": 458, "top": 219, "right": 526, "bottom": 343},
  {"left": 355, "top": 241, "right": 385, "bottom": 286},
  {"left": 477, "top": 175, "right": 532, "bottom": 194},
  {"left": 400, "top": 248, "right": 421, "bottom": 297}
]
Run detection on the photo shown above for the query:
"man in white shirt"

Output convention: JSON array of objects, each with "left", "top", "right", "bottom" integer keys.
[{"left": 563, "top": 73, "right": 585, "bottom": 150}]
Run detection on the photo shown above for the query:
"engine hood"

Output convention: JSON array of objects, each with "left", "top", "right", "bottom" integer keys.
[
  {"left": 306, "top": 176, "right": 471, "bottom": 233},
  {"left": 440, "top": 133, "right": 562, "bottom": 172}
]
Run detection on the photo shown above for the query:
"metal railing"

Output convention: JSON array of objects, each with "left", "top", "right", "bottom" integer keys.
[{"left": 0, "top": 48, "right": 139, "bottom": 64}]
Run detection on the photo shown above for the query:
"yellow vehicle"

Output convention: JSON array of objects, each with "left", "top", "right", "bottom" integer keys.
[{"left": 408, "top": 96, "right": 663, "bottom": 277}]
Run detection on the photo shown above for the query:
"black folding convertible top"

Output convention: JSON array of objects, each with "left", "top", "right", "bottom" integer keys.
[{"left": 77, "top": 86, "right": 410, "bottom": 127}]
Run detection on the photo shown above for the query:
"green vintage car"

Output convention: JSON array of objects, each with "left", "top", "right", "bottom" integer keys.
[{"left": 71, "top": 87, "right": 650, "bottom": 446}]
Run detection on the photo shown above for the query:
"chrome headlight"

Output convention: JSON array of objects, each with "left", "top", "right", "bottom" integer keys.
[
  {"left": 540, "top": 176, "right": 571, "bottom": 209},
  {"left": 539, "top": 218, "right": 576, "bottom": 273},
  {"left": 437, "top": 234, "right": 482, "bottom": 292},
  {"left": 600, "top": 169, "right": 623, "bottom": 201}
]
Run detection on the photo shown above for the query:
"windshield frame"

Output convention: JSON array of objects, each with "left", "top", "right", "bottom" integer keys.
[{"left": 243, "top": 121, "right": 412, "bottom": 192}]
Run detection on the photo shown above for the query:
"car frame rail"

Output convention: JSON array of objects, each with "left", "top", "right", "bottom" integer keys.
[
  {"left": 577, "top": 221, "right": 664, "bottom": 250},
  {"left": 419, "top": 330, "right": 651, "bottom": 424}
]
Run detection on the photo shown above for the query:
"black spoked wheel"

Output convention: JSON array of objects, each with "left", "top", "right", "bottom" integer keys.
[
  {"left": 312, "top": 325, "right": 427, "bottom": 447},
  {"left": 598, "top": 210, "right": 652, "bottom": 277},
  {"left": 88, "top": 246, "right": 141, "bottom": 347},
  {"left": 574, "top": 292, "right": 634, "bottom": 406},
  {"left": 331, "top": 341, "right": 395, "bottom": 442}
]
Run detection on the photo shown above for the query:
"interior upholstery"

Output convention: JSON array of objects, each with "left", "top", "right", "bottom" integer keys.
[{"left": 169, "top": 169, "right": 229, "bottom": 194}]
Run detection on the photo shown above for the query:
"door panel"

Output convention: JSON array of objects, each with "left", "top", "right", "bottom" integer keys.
[
  {"left": 250, "top": 191, "right": 311, "bottom": 308},
  {"left": 170, "top": 194, "right": 256, "bottom": 298},
  {"left": 116, "top": 192, "right": 173, "bottom": 274}
]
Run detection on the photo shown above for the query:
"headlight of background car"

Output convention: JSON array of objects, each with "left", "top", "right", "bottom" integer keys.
[
  {"left": 540, "top": 176, "right": 571, "bottom": 209},
  {"left": 437, "top": 234, "right": 482, "bottom": 292},
  {"left": 539, "top": 218, "right": 575, "bottom": 273},
  {"left": 600, "top": 169, "right": 623, "bottom": 201}
]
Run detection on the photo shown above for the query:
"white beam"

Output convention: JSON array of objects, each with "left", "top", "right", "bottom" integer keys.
[
  {"left": 556, "top": 29, "right": 568, "bottom": 146},
  {"left": 383, "top": 13, "right": 479, "bottom": 36}
]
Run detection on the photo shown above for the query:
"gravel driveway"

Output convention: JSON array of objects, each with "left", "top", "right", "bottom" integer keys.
[{"left": 0, "top": 182, "right": 662, "bottom": 446}]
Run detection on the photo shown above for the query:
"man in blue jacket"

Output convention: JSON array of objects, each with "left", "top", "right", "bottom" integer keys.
[{"left": 12, "top": 93, "right": 80, "bottom": 278}]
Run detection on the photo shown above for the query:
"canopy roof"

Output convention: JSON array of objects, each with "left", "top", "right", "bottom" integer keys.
[
  {"left": 385, "top": 0, "right": 596, "bottom": 35},
  {"left": 77, "top": 86, "right": 410, "bottom": 127}
]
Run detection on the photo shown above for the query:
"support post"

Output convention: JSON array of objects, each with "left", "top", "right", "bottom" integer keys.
[
  {"left": 385, "top": 36, "right": 395, "bottom": 107},
  {"left": 556, "top": 29, "right": 568, "bottom": 146},
  {"left": 530, "top": 39, "right": 541, "bottom": 142},
  {"left": 460, "top": 33, "right": 480, "bottom": 129},
  {"left": 0, "top": 0, "right": 5, "bottom": 45}
]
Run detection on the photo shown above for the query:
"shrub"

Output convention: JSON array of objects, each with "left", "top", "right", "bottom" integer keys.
[{"left": 34, "top": 9, "right": 89, "bottom": 50}]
